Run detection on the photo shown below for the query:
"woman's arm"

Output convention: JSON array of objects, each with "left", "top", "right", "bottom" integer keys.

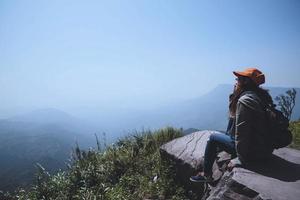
[{"left": 235, "top": 100, "right": 253, "bottom": 162}]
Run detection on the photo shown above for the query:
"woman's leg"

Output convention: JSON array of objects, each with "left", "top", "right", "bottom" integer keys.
[{"left": 203, "top": 133, "right": 236, "bottom": 176}]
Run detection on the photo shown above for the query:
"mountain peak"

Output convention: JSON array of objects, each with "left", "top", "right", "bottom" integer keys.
[{"left": 9, "top": 108, "right": 76, "bottom": 124}]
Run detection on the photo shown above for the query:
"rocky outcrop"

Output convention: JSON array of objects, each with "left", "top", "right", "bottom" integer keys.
[{"left": 160, "top": 130, "right": 300, "bottom": 200}]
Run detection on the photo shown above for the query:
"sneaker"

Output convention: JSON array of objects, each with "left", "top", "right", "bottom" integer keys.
[{"left": 189, "top": 174, "right": 213, "bottom": 183}]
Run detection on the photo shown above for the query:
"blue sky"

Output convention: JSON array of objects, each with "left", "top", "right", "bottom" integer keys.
[{"left": 0, "top": 0, "right": 300, "bottom": 117}]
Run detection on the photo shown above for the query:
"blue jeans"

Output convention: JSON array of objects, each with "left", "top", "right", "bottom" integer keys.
[{"left": 203, "top": 132, "right": 236, "bottom": 175}]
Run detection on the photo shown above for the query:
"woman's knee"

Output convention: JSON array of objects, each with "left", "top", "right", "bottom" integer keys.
[
  {"left": 207, "top": 133, "right": 220, "bottom": 146},
  {"left": 208, "top": 133, "right": 234, "bottom": 149},
  {"left": 208, "top": 133, "right": 222, "bottom": 142}
]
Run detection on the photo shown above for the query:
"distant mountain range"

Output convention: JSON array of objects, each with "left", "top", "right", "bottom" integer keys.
[
  {"left": 0, "top": 84, "right": 299, "bottom": 191},
  {"left": 131, "top": 84, "right": 300, "bottom": 131},
  {"left": 0, "top": 109, "right": 96, "bottom": 191}
]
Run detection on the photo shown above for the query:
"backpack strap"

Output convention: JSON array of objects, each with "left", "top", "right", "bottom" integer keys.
[
  {"left": 240, "top": 90, "right": 275, "bottom": 112},
  {"left": 238, "top": 91, "right": 265, "bottom": 113}
]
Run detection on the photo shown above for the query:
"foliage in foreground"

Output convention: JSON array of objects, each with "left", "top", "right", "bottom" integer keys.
[
  {"left": 275, "top": 88, "right": 297, "bottom": 121},
  {"left": 8, "top": 127, "right": 188, "bottom": 200},
  {"left": 290, "top": 120, "right": 300, "bottom": 149},
  {"left": 4, "top": 119, "right": 300, "bottom": 199}
]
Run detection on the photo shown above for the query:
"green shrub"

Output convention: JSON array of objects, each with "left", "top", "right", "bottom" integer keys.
[
  {"left": 290, "top": 120, "right": 300, "bottom": 149},
  {"left": 11, "top": 127, "right": 188, "bottom": 200}
]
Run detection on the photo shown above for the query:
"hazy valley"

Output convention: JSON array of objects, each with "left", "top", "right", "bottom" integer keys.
[{"left": 0, "top": 84, "right": 299, "bottom": 191}]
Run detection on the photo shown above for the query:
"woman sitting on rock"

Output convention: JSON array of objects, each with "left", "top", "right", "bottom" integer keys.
[{"left": 190, "top": 68, "right": 274, "bottom": 183}]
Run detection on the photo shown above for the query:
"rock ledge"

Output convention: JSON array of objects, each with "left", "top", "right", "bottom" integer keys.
[{"left": 160, "top": 130, "right": 300, "bottom": 200}]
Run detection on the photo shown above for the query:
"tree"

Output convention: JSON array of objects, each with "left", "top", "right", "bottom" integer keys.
[{"left": 275, "top": 88, "right": 297, "bottom": 121}]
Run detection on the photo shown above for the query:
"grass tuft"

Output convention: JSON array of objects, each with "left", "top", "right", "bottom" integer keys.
[
  {"left": 290, "top": 120, "right": 300, "bottom": 149},
  {"left": 9, "top": 127, "right": 188, "bottom": 200}
]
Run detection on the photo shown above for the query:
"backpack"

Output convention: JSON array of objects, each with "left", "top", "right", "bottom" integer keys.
[{"left": 264, "top": 104, "right": 293, "bottom": 149}]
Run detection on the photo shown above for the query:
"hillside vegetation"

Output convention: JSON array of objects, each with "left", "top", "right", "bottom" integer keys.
[
  {"left": 5, "top": 127, "right": 189, "bottom": 200},
  {"left": 3, "top": 121, "right": 300, "bottom": 199},
  {"left": 290, "top": 120, "right": 300, "bottom": 149}
]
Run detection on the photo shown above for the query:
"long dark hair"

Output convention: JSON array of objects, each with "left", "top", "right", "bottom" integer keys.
[{"left": 229, "top": 77, "right": 273, "bottom": 116}]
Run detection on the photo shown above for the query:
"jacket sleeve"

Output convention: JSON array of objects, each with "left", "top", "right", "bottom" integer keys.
[{"left": 235, "top": 100, "right": 253, "bottom": 162}]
